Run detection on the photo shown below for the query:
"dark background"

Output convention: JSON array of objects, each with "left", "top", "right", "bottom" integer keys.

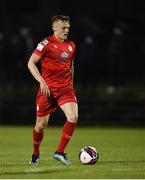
[{"left": 1, "top": 0, "right": 145, "bottom": 126}]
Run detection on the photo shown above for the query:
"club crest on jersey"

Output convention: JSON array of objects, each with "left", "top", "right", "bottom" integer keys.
[
  {"left": 68, "top": 45, "right": 73, "bottom": 51},
  {"left": 61, "top": 51, "right": 69, "bottom": 61}
]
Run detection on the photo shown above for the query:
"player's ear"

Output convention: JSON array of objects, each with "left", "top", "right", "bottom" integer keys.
[{"left": 52, "top": 23, "right": 57, "bottom": 32}]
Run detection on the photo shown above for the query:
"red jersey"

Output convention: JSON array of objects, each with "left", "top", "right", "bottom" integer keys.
[{"left": 33, "top": 34, "right": 76, "bottom": 88}]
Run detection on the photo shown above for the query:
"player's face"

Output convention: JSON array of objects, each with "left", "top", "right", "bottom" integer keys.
[{"left": 53, "top": 20, "right": 70, "bottom": 41}]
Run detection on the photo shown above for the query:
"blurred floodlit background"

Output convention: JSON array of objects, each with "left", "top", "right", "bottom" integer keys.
[{"left": 1, "top": 0, "right": 145, "bottom": 126}]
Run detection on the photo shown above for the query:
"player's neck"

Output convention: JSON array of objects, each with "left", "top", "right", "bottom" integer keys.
[{"left": 53, "top": 34, "right": 65, "bottom": 42}]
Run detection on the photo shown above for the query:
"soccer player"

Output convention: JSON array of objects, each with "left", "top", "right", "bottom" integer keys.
[{"left": 27, "top": 15, "right": 78, "bottom": 165}]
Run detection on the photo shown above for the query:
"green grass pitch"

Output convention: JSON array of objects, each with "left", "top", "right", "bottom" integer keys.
[{"left": 0, "top": 125, "right": 145, "bottom": 179}]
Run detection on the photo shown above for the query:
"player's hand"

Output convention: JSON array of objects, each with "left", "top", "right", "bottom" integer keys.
[{"left": 40, "top": 79, "right": 50, "bottom": 97}]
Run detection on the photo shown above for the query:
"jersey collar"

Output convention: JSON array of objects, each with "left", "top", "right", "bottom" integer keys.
[{"left": 52, "top": 34, "right": 66, "bottom": 43}]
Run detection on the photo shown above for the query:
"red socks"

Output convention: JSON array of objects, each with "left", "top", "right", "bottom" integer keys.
[
  {"left": 33, "top": 129, "right": 43, "bottom": 156},
  {"left": 32, "top": 121, "right": 76, "bottom": 155},
  {"left": 56, "top": 121, "right": 76, "bottom": 153}
]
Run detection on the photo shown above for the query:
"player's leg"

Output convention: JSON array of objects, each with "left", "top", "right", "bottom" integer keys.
[
  {"left": 29, "top": 114, "right": 50, "bottom": 164},
  {"left": 57, "top": 102, "right": 78, "bottom": 152},
  {"left": 53, "top": 102, "right": 78, "bottom": 164},
  {"left": 33, "top": 115, "right": 50, "bottom": 155},
  {"left": 29, "top": 87, "right": 57, "bottom": 164}
]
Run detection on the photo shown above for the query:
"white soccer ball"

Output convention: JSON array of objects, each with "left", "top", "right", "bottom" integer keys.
[{"left": 79, "top": 146, "right": 99, "bottom": 165}]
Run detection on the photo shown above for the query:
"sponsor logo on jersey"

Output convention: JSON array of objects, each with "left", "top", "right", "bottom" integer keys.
[
  {"left": 41, "top": 39, "right": 49, "bottom": 45},
  {"left": 36, "top": 39, "right": 49, "bottom": 51},
  {"left": 61, "top": 51, "right": 69, "bottom": 61},
  {"left": 36, "top": 44, "right": 44, "bottom": 51},
  {"left": 68, "top": 45, "right": 73, "bottom": 51}
]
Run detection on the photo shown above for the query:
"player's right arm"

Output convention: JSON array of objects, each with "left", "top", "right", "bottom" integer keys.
[{"left": 27, "top": 53, "right": 50, "bottom": 97}]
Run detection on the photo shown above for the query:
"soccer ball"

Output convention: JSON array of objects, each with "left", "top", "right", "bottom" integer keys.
[{"left": 79, "top": 146, "right": 99, "bottom": 165}]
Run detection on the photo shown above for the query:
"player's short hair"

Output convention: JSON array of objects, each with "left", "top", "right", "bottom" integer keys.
[{"left": 51, "top": 15, "right": 70, "bottom": 26}]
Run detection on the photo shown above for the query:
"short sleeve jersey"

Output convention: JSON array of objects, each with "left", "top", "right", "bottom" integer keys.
[{"left": 33, "top": 34, "right": 76, "bottom": 88}]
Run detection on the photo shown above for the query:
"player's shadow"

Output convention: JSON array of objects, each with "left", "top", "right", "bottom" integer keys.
[{"left": 0, "top": 166, "right": 71, "bottom": 176}]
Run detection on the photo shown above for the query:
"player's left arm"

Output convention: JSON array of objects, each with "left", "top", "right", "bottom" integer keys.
[
  {"left": 71, "top": 41, "right": 76, "bottom": 87},
  {"left": 71, "top": 61, "right": 74, "bottom": 87}
]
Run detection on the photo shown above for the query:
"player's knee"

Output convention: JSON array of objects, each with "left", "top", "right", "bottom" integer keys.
[
  {"left": 35, "top": 118, "right": 48, "bottom": 131},
  {"left": 68, "top": 113, "right": 78, "bottom": 123},
  {"left": 35, "top": 123, "right": 45, "bottom": 132},
  {"left": 38, "top": 122, "right": 47, "bottom": 129}
]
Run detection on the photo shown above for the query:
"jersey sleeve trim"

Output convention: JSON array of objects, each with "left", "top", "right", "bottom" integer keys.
[{"left": 33, "top": 50, "right": 42, "bottom": 57}]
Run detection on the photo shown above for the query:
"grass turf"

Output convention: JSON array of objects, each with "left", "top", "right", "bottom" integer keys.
[{"left": 0, "top": 125, "right": 145, "bottom": 179}]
